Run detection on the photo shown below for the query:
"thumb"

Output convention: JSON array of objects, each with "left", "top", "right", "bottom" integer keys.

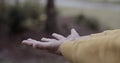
[
  {"left": 67, "top": 28, "right": 80, "bottom": 39},
  {"left": 71, "top": 28, "right": 80, "bottom": 38}
]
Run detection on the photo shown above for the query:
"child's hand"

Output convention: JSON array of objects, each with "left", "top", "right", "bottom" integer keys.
[{"left": 22, "top": 28, "right": 80, "bottom": 55}]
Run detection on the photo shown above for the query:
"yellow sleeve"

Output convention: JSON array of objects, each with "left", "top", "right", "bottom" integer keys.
[
  {"left": 90, "top": 29, "right": 120, "bottom": 37},
  {"left": 60, "top": 29, "right": 120, "bottom": 63}
]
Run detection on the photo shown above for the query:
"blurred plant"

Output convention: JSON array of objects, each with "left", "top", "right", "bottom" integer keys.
[
  {"left": 0, "top": 1, "right": 42, "bottom": 34},
  {"left": 75, "top": 14, "right": 100, "bottom": 31},
  {"left": 23, "top": 1, "right": 41, "bottom": 20}
]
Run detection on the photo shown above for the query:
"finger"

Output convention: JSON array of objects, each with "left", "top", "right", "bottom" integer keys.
[
  {"left": 41, "top": 38, "right": 57, "bottom": 42},
  {"left": 71, "top": 28, "right": 80, "bottom": 37},
  {"left": 22, "top": 40, "right": 48, "bottom": 48},
  {"left": 32, "top": 42, "right": 51, "bottom": 49},
  {"left": 22, "top": 40, "right": 33, "bottom": 45},
  {"left": 22, "top": 39, "right": 39, "bottom": 45},
  {"left": 27, "top": 38, "right": 33, "bottom": 40},
  {"left": 68, "top": 28, "right": 80, "bottom": 38},
  {"left": 27, "top": 38, "right": 37, "bottom": 42},
  {"left": 52, "top": 33, "right": 66, "bottom": 40}
]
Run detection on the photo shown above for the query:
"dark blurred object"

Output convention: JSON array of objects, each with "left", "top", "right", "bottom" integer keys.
[
  {"left": 45, "top": 0, "right": 58, "bottom": 34},
  {"left": 0, "top": 0, "right": 6, "bottom": 24},
  {"left": 9, "top": 6, "right": 27, "bottom": 34}
]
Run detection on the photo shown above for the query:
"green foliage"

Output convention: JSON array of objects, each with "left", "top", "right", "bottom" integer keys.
[
  {"left": 76, "top": 14, "right": 86, "bottom": 24},
  {"left": 22, "top": 2, "right": 42, "bottom": 20},
  {"left": 0, "top": 2, "right": 42, "bottom": 34},
  {"left": 75, "top": 14, "right": 100, "bottom": 30}
]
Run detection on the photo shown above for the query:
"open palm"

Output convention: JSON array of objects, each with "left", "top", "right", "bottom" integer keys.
[{"left": 22, "top": 28, "right": 80, "bottom": 55}]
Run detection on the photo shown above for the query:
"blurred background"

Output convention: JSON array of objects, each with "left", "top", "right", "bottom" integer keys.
[{"left": 0, "top": 0, "right": 120, "bottom": 63}]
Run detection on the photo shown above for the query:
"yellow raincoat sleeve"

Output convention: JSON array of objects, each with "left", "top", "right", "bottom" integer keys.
[{"left": 59, "top": 29, "right": 120, "bottom": 63}]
